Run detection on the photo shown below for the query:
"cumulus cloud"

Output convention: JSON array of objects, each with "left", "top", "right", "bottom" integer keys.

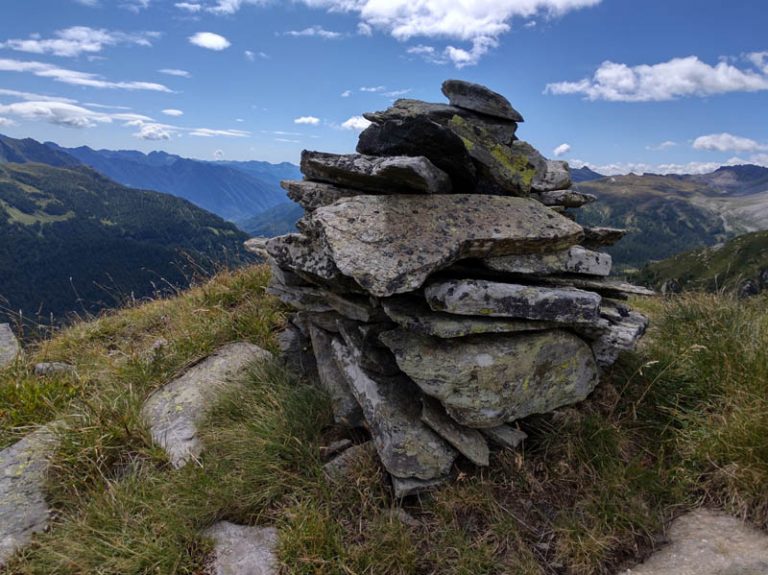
[
  {"left": 693, "top": 133, "right": 768, "bottom": 153},
  {"left": 133, "top": 122, "right": 174, "bottom": 140},
  {"left": 553, "top": 143, "right": 571, "bottom": 157},
  {"left": 73, "top": 0, "right": 99, "bottom": 6},
  {"left": 188, "top": 32, "right": 231, "bottom": 50},
  {"left": 159, "top": 68, "right": 191, "bottom": 77},
  {"left": 341, "top": 116, "right": 372, "bottom": 131},
  {"left": 546, "top": 54, "right": 768, "bottom": 102},
  {"left": 341, "top": 89, "right": 352, "bottom": 97},
  {"left": 294, "top": 116, "right": 320, "bottom": 125},
  {"left": 0, "top": 117, "right": 16, "bottom": 127},
  {"left": 162, "top": 108, "right": 184, "bottom": 117},
  {"left": 0, "top": 101, "right": 112, "bottom": 128},
  {"left": 357, "top": 22, "right": 373, "bottom": 36},
  {"left": 0, "top": 26, "right": 159, "bottom": 58},
  {"left": 285, "top": 26, "right": 342, "bottom": 39},
  {"left": 0, "top": 58, "right": 172, "bottom": 92}
]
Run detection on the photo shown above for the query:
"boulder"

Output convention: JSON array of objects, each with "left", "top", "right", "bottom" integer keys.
[
  {"left": 534, "top": 189, "right": 596, "bottom": 208},
  {"left": 300, "top": 151, "right": 451, "bottom": 195},
  {"left": 331, "top": 337, "right": 457, "bottom": 480},
  {"left": 421, "top": 396, "right": 489, "bottom": 466},
  {"left": 0, "top": 324, "right": 20, "bottom": 369},
  {"left": 425, "top": 279, "right": 602, "bottom": 324},
  {"left": 202, "top": 521, "right": 278, "bottom": 575},
  {"left": 532, "top": 160, "right": 572, "bottom": 192},
  {"left": 308, "top": 194, "right": 584, "bottom": 297},
  {"left": 483, "top": 246, "right": 612, "bottom": 277},
  {"left": 441, "top": 79, "right": 524, "bottom": 122},
  {"left": 379, "top": 330, "right": 599, "bottom": 428},
  {"left": 281, "top": 180, "right": 358, "bottom": 211}
]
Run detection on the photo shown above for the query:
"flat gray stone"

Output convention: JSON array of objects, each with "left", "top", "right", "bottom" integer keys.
[
  {"left": 425, "top": 279, "right": 602, "bottom": 325},
  {"left": 281, "top": 180, "right": 358, "bottom": 211},
  {"left": 141, "top": 342, "right": 272, "bottom": 468},
  {"left": 266, "top": 233, "right": 341, "bottom": 282},
  {"left": 481, "top": 425, "right": 527, "bottom": 450},
  {"left": 535, "top": 189, "right": 596, "bottom": 208},
  {"left": 301, "top": 151, "right": 452, "bottom": 195},
  {"left": 421, "top": 397, "right": 489, "bottom": 467},
  {"left": 323, "top": 442, "right": 377, "bottom": 482},
  {"left": 620, "top": 509, "right": 768, "bottom": 575},
  {"left": 0, "top": 324, "right": 20, "bottom": 369},
  {"left": 267, "top": 283, "right": 377, "bottom": 322},
  {"left": 592, "top": 311, "right": 649, "bottom": 367},
  {"left": 441, "top": 79, "right": 524, "bottom": 122},
  {"left": 33, "top": 362, "right": 75, "bottom": 377},
  {"left": 582, "top": 226, "right": 627, "bottom": 248},
  {"left": 532, "top": 276, "right": 656, "bottom": 298},
  {"left": 203, "top": 521, "right": 278, "bottom": 575},
  {"left": 382, "top": 296, "right": 556, "bottom": 339},
  {"left": 308, "top": 194, "right": 584, "bottom": 297},
  {"left": 483, "top": 246, "right": 612, "bottom": 277},
  {"left": 0, "top": 426, "right": 59, "bottom": 567},
  {"left": 331, "top": 337, "right": 457, "bottom": 480},
  {"left": 308, "top": 324, "right": 364, "bottom": 427},
  {"left": 532, "top": 160, "right": 572, "bottom": 192},
  {"left": 379, "top": 330, "right": 599, "bottom": 428},
  {"left": 392, "top": 475, "right": 446, "bottom": 499}
]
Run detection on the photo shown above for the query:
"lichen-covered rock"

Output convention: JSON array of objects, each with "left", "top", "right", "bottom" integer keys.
[
  {"left": 425, "top": 279, "right": 602, "bottom": 324},
  {"left": 203, "top": 521, "right": 278, "bottom": 575},
  {"left": 331, "top": 337, "right": 457, "bottom": 480},
  {"left": 281, "top": 180, "right": 358, "bottom": 210},
  {"left": 243, "top": 237, "right": 269, "bottom": 259},
  {"left": 591, "top": 310, "right": 649, "bottom": 367},
  {"left": 268, "top": 282, "right": 380, "bottom": 322},
  {"left": 483, "top": 246, "right": 612, "bottom": 277},
  {"left": 421, "top": 396, "right": 489, "bottom": 466},
  {"left": 535, "top": 189, "right": 596, "bottom": 208},
  {"left": 532, "top": 160, "right": 572, "bottom": 192},
  {"left": 531, "top": 276, "right": 656, "bottom": 298},
  {"left": 266, "top": 233, "right": 341, "bottom": 282},
  {"left": 308, "top": 194, "right": 584, "bottom": 297},
  {"left": 441, "top": 79, "right": 524, "bottom": 122},
  {"left": 301, "top": 151, "right": 451, "bottom": 195},
  {"left": 0, "top": 324, "right": 20, "bottom": 369},
  {"left": 382, "top": 296, "right": 556, "bottom": 338},
  {"left": 379, "top": 330, "right": 599, "bottom": 428}
]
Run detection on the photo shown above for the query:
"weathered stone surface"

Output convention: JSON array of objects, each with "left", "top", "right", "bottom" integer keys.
[
  {"left": 483, "top": 246, "right": 612, "bottom": 277},
  {"left": 535, "top": 189, "right": 596, "bottom": 208},
  {"left": 0, "top": 324, "right": 20, "bottom": 369},
  {"left": 34, "top": 362, "right": 75, "bottom": 377},
  {"left": 382, "top": 296, "right": 556, "bottom": 339},
  {"left": 532, "top": 276, "right": 656, "bottom": 298},
  {"left": 364, "top": 99, "right": 519, "bottom": 146},
  {"left": 392, "top": 475, "right": 446, "bottom": 499},
  {"left": 592, "top": 311, "right": 649, "bottom": 367},
  {"left": 379, "top": 330, "right": 599, "bottom": 428},
  {"left": 203, "top": 521, "right": 278, "bottom": 575},
  {"left": 421, "top": 397, "right": 489, "bottom": 467},
  {"left": 243, "top": 237, "right": 269, "bottom": 259},
  {"left": 356, "top": 117, "right": 477, "bottom": 190},
  {"left": 425, "top": 279, "right": 602, "bottom": 325},
  {"left": 308, "top": 324, "right": 364, "bottom": 427},
  {"left": 301, "top": 151, "right": 452, "bottom": 195},
  {"left": 331, "top": 337, "right": 457, "bottom": 480},
  {"left": 582, "top": 226, "right": 627, "bottom": 248},
  {"left": 441, "top": 79, "right": 524, "bottom": 122},
  {"left": 267, "top": 233, "right": 341, "bottom": 282},
  {"left": 281, "top": 179, "right": 358, "bottom": 210},
  {"left": 276, "top": 323, "right": 316, "bottom": 378},
  {"left": 309, "top": 194, "right": 584, "bottom": 297},
  {"left": 532, "top": 160, "right": 572, "bottom": 192},
  {"left": 620, "top": 509, "right": 768, "bottom": 575},
  {"left": 142, "top": 342, "right": 272, "bottom": 468},
  {"left": 268, "top": 282, "right": 378, "bottom": 321},
  {"left": 0, "top": 426, "right": 59, "bottom": 566},
  {"left": 481, "top": 425, "right": 527, "bottom": 450},
  {"left": 269, "top": 262, "right": 311, "bottom": 288},
  {"left": 323, "top": 442, "right": 377, "bottom": 482}
]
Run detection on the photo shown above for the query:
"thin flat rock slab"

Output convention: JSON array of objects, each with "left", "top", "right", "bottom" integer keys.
[
  {"left": 331, "top": 337, "right": 457, "bottom": 481},
  {"left": 0, "top": 324, "right": 20, "bottom": 369},
  {"left": 266, "top": 233, "right": 342, "bottom": 282},
  {"left": 421, "top": 396, "right": 489, "bottom": 467},
  {"left": 203, "top": 521, "right": 278, "bottom": 575},
  {"left": 308, "top": 324, "right": 365, "bottom": 427},
  {"left": 582, "top": 226, "right": 627, "bottom": 248},
  {"left": 619, "top": 508, "right": 768, "bottom": 575},
  {"left": 379, "top": 330, "right": 599, "bottom": 428},
  {"left": 382, "top": 296, "right": 557, "bottom": 339},
  {"left": 141, "top": 342, "right": 272, "bottom": 468},
  {"left": 592, "top": 311, "right": 649, "bottom": 367},
  {"left": 308, "top": 194, "right": 584, "bottom": 297},
  {"left": 483, "top": 246, "right": 612, "bottom": 277},
  {"left": 481, "top": 425, "right": 527, "bottom": 450},
  {"left": 441, "top": 79, "right": 524, "bottom": 122},
  {"left": 323, "top": 441, "right": 377, "bottom": 482},
  {"left": 267, "top": 283, "right": 378, "bottom": 322},
  {"left": 392, "top": 475, "right": 447, "bottom": 499},
  {"left": 425, "top": 279, "right": 602, "bottom": 325},
  {"left": 281, "top": 180, "right": 358, "bottom": 211},
  {"left": 531, "top": 276, "right": 656, "bottom": 298},
  {"left": 300, "top": 151, "right": 452, "bottom": 195},
  {"left": 534, "top": 189, "right": 596, "bottom": 208},
  {"left": 532, "top": 160, "right": 572, "bottom": 193},
  {"left": 0, "top": 426, "right": 59, "bottom": 566}
]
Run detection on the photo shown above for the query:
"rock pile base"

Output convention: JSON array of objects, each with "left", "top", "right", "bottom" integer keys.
[{"left": 258, "top": 80, "right": 651, "bottom": 496}]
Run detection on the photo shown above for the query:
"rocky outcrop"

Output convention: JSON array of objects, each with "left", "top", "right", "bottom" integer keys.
[{"left": 261, "top": 80, "right": 650, "bottom": 494}]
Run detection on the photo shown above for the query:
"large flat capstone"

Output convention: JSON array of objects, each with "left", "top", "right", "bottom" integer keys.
[
  {"left": 308, "top": 194, "right": 584, "bottom": 297},
  {"left": 0, "top": 324, "right": 20, "bottom": 369},
  {"left": 379, "top": 330, "right": 599, "bottom": 428},
  {"left": 441, "top": 79, "right": 524, "bottom": 122},
  {"left": 141, "top": 342, "right": 272, "bottom": 468}
]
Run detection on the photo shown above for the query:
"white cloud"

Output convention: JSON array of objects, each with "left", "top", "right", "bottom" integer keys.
[
  {"left": 294, "top": 116, "right": 320, "bottom": 125},
  {"left": 188, "top": 32, "right": 231, "bottom": 50},
  {"left": 357, "top": 22, "right": 373, "bottom": 36},
  {"left": 189, "top": 128, "right": 249, "bottom": 137},
  {"left": 383, "top": 89, "right": 412, "bottom": 98},
  {"left": 647, "top": 140, "right": 677, "bottom": 151},
  {"left": 747, "top": 51, "right": 768, "bottom": 74},
  {"left": 175, "top": 2, "right": 202, "bottom": 11},
  {"left": 275, "top": 138, "right": 300, "bottom": 143},
  {"left": 341, "top": 89, "right": 352, "bottom": 97},
  {"left": 444, "top": 36, "right": 498, "bottom": 68},
  {"left": 0, "top": 88, "right": 78, "bottom": 103},
  {"left": 244, "top": 50, "right": 269, "bottom": 61},
  {"left": 73, "top": 0, "right": 99, "bottom": 6},
  {"left": 546, "top": 54, "right": 768, "bottom": 102},
  {"left": 133, "top": 122, "right": 174, "bottom": 140},
  {"left": 285, "top": 26, "right": 342, "bottom": 39},
  {"left": 341, "top": 115, "right": 372, "bottom": 131},
  {"left": 121, "top": 0, "right": 151, "bottom": 12},
  {"left": 525, "top": 20, "right": 537, "bottom": 28},
  {"left": 693, "top": 133, "right": 768, "bottom": 153},
  {"left": 0, "top": 58, "right": 172, "bottom": 92},
  {"left": 568, "top": 158, "right": 753, "bottom": 176},
  {"left": 0, "top": 117, "right": 16, "bottom": 127},
  {"left": 159, "top": 68, "right": 191, "bottom": 78},
  {"left": 553, "top": 143, "right": 571, "bottom": 157},
  {"left": 162, "top": 108, "right": 184, "bottom": 117},
  {"left": 0, "top": 101, "right": 112, "bottom": 128},
  {"left": 360, "top": 86, "right": 385, "bottom": 93},
  {"left": 214, "top": 149, "right": 225, "bottom": 159},
  {"left": 0, "top": 26, "right": 159, "bottom": 58}
]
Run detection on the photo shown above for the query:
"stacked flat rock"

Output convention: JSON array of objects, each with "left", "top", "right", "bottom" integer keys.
[{"left": 260, "top": 80, "right": 651, "bottom": 497}]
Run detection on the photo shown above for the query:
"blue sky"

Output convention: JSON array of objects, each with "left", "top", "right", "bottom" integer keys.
[{"left": 0, "top": 0, "right": 766, "bottom": 174}]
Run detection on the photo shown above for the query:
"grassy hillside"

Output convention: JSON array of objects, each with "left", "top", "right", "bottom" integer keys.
[
  {"left": 636, "top": 229, "right": 768, "bottom": 291},
  {"left": 0, "top": 162, "right": 253, "bottom": 322},
  {"left": 2, "top": 266, "right": 767, "bottom": 574}
]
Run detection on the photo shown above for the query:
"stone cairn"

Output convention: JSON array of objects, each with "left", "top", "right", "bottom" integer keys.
[{"left": 257, "top": 80, "right": 652, "bottom": 497}]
